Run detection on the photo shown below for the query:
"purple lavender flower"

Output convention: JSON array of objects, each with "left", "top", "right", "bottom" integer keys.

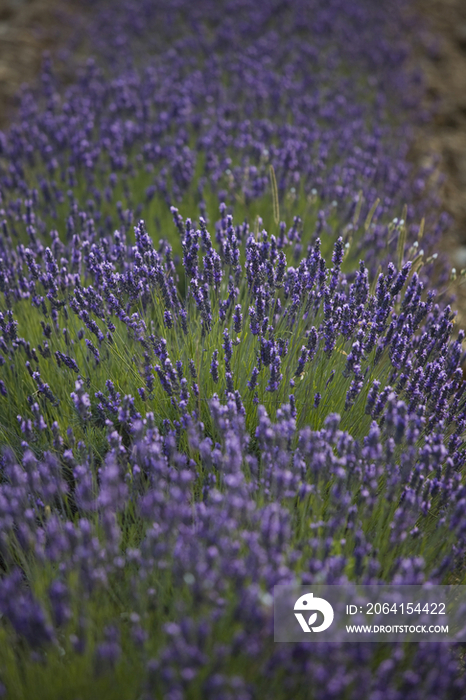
[
  {"left": 210, "top": 350, "right": 219, "bottom": 384},
  {"left": 294, "top": 346, "right": 309, "bottom": 377},
  {"left": 233, "top": 304, "right": 243, "bottom": 334},
  {"left": 71, "top": 380, "right": 91, "bottom": 421},
  {"left": 95, "top": 626, "right": 121, "bottom": 673},
  {"left": 222, "top": 328, "right": 233, "bottom": 369},
  {"left": 247, "top": 366, "right": 259, "bottom": 391},
  {"left": 155, "top": 365, "right": 173, "bottom": 396},
  {"left": 163, "top": 310, "right": 173, "bottom": 329},
  {"left": 85, "top": 339, "right": 100, "bottom": 364},
  {"left": 48, "top": 580, "right": 71, "bottom": 628},
  {"left": 266, "top": 352, "right": 282, "bottom": 392},
  {"left": 55, "top": 351, "right": 79, "bottom": 373}
]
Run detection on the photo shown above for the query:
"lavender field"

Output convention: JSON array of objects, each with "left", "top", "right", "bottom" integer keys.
[{"left": 0, "top": 0, "right": 466, "bottom": 698}]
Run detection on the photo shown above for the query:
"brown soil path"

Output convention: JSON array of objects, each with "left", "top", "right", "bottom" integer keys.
[
  {"left": 410, "top": 0, "right": 466, "bottom": 278},
  {"left": 0, "top": 0, "right": 80, "bottom": 129}
]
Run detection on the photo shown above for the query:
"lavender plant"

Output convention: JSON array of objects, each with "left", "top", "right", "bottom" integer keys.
[
  {"left": 0, "top": 0, "right": 465, "bottom": 698},
  {"left": 0, "top": 205, "right": 465, "bottom": 697},
  {"left": 0, "top": 0, "right": 449, "bottom": 282}
]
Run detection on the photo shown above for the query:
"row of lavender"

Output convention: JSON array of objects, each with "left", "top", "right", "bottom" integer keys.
[
  {"left": 2, "top": 0, "right": 449, "bottom": 276},
  {"left": 0, "top": 0, "right": 465, "bottom": 698}
]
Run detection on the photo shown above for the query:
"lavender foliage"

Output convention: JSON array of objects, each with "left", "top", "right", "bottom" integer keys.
[{"left": 0, "top": 0, "right": 464, "bottom": 697}]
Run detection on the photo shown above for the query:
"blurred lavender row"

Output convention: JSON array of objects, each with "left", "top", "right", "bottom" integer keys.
[{"left": 0, "top": 1, "right": 465, "bottom": 698}]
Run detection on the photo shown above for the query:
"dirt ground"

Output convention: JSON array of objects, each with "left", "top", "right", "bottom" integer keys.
[
  {"left": 0, "top": 0, "right": 80, "bottom": 129},
  {"left": 410, "top": 0, "right": 466, "bottom": 310}
]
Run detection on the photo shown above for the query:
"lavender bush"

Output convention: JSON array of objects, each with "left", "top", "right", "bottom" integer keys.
[{"left": 0, "top": 0, "right": 465, "bottom": 698}]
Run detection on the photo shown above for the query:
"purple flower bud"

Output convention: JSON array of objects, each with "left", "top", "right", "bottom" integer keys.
[
  {"left": 247, "top": 366, "right": 259, "bottom": 391},
  {"left": 163, "top": 310, "right": 173, "bottom": 329},
  {"left": 210, "top": 351, "right": 219, "bottom": 383},
  {"left": 294, "top": 346, "right": 309, "bottom": 377},
  {"left": 233, "top": 304, "right": 243, "bottom": 334},
  {"left": 71, "top": 380, "right": 91, "bottom": 421}
]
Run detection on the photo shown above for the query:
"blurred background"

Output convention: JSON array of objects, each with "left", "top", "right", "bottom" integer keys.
[
  {"left": 411, "top": 0, "right": 466, "bottom": 275},
  {"left": 0, "top": 0, "right": 465, "bottom": 309},
  {"left": 0, "top": 0, "right": 81, "bottom": 129}
]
